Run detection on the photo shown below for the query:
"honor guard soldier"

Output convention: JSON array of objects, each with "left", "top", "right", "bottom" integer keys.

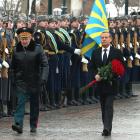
[
  {"left": 132, "top": 15, "right": 140, "bottom": 83},
  {"left": 59, "top": 15, "right": 73, "bottom": 106},
  {"left": 113, "top": 17, "right": 130, "bottom": 98},
  {"left": 34, "top": 15, "right": 50, "bottom": 111},
  {"left": 29, "top": 14, "right": 37, "bottom": 30},
  {"left": 34, "top": 15, "right": 48, "bottom": 48},
  {"left": 120, "top": 16, "right": 134, "bottom": 98},
  {"left": 67, "top": 17, "right": 84, "bottom": 106},
  {"left": 0, "top": 17, "right": 12, "bottom": 117},
  {"left": 46, "top": 16, "right": 84, "bottom": 108},
  {"left": 78, "top": 15, "right": 96, "bottom": 104}
]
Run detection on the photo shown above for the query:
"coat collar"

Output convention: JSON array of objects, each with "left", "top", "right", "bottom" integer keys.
[{"left": 16, "top": 40, "right": 35, "bottom": 52}]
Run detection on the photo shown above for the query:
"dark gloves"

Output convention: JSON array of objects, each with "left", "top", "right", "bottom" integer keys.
[{"left": 40, "top": 79, "right": 46, "bottom": 86}]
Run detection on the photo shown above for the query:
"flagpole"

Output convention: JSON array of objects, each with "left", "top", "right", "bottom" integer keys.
[{"left": 125, "top": 0, "right": 128, "bottom": 15}]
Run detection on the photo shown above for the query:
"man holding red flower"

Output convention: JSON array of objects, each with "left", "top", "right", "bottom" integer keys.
[{"left": 89, "top": 32, "right": 125, "bottom": 136}]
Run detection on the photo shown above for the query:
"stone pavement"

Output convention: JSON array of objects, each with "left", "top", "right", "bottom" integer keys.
[{"left": 0, "top": 84, "right": 140, "bottom": 140}]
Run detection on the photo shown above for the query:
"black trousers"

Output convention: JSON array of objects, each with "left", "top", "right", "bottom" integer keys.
[
  {"left": 100, "top": 94, "right": 114, "bottom": 131},
  {"left": 14, "top": 88, "right": 39, "bottom": 128}
]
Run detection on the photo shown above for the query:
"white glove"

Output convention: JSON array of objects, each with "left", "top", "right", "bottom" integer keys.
[
  {"left": 0, "top": 64, "right": 2, "bottom": 69},
  {"left": 135, "top": 53, "right": 140, "bottom": 59},
  {"left": 123, "top": 57, "right": 126, "bottom": 61},
  {"left": 74, "top": 49, "right": 81, "bottom": 55},
  {"left": 81, "top": 57, "right": 88, "bottom": 64},
  {"left": 2, "top": 61, "right": 9, "bottom": 68},
  {"left": 129, "top": 56, "right": 133, "bottom": 61},
  {"left": 5, "top": 48, "right": 9, "bottom": 54}
]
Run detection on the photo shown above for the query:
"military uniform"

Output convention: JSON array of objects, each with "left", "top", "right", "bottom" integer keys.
[{"left": 11, "top": 27, "right": 49, "bottom": 133}]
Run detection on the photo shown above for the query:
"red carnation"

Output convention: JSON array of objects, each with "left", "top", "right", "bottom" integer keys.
[{"left": 111, "top": 59, "right": 125, "bottom": 77}]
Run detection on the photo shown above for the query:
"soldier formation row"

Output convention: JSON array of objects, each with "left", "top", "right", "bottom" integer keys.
[{"left": 0, "top": 14, "right": 139, "bottom": 118}]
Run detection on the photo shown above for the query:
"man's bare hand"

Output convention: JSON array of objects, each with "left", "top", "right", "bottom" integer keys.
[{"left": 95, "top": 74, "right": 102, "bottom": 82}]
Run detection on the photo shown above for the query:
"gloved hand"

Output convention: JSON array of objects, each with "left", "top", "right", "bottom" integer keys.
[
  {"left": 2, "top": 60, "right": 9, "bottom": 68},
  {"left": 135, "top": 53, "right": 140, "bottom": 59},
  {"left": 40, "top": 79, "right": 46, "bottom": 86},
  {"left": 81, "top": 57, "right": 88, "bottom": 64},
  {"left": 74, "top": 49, "right": 81, "bottom": 55},
  {"left": 0, "top": 64, "right": 2, "bottom": 69}
]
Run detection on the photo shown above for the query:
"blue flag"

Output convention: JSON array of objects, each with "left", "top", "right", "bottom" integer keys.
[{"left": 81, "top": 0, "right": 108, "bottom": 58}]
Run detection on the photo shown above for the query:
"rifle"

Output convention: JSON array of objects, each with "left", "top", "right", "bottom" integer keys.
[
  {"left": 10, "top": 38, "right": 15, "bottom": 56},
  {"left": 127, "top": 29, "right": 133, "bottom": 68},
  {"left": 1, "top": 30, "right": 8, "bottom": 78},
  {"left": 114, "top": 28, "right": 118, "bottom": 48},
  {"left": 133, "top": 27, "right": 140, "bottom": 66},
  {"left": 119, "top": 29, "right": 124, "bottom": 52},
  {"left": 2, "top": 31, "right": 6, "bottom": 60}
]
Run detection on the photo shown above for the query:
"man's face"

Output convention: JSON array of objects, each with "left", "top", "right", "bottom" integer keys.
[
  {"left": 136, "top": 19, "right": 140, "bottom": 27},
  {"left": 71, "top": 20, "right": 79, "bottom": 28},
  {"left": 115, "top": 20, "right": 122, "bottom": 28},
  {"left": 109, "top": 20, "right": 115, "bottom": 28},
  {"left": 128, "top": 19, "right": 134, "bottom": 26},
  {"left": 48, "top": 22, "right": 56, "bottom": 29},
  {"left": 122, "top": 20, "right": 128, "bottom": 27},
  {"left": 17, "top": 21, "right": 26, "bottom": 29},
  {"left": 61, "top": 20, "right": 68, "bottom": 28},
  {"left": 101, "top": 32, "right": 112, "bottom": 48},
  {"left": 20, "top": 36, "right": 32, "bottom": 47},
  {"left": 38, "top": 21, "right": 46, "bottom": 28}
]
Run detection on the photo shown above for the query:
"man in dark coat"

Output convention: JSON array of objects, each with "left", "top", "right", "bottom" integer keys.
[
  {"left": 89, "top": 32, "right": 125, "bottom": 136},
  {"left": 11, "top": 27, "right": 49, "bottom": 133}
]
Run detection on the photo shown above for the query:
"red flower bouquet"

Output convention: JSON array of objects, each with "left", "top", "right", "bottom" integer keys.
[{"left": 80, "top": 59, "right": 125, "bottom": 94}]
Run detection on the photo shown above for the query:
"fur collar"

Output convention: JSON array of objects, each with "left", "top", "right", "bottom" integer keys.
[{"left": 16, "top": 40, "right": 35, "bottom": 52}]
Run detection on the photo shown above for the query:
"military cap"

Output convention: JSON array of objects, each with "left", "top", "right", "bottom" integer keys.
[
  {"left": 130, "top": 11, "right": 137, "bottom": 16},
  {"left": 48, "top": 15, "right": 57, "bottom": 23},
  {"left": 108, "top": 17, "right": 114, "bottom": 21},
  {"left": 132, "top": 15, "right": 140, "bottom": 21},
  {"left": 37, "top": 15, "right": 48, "bottom": 22},
  {"left": 61, "top": 14, "right": 71, "bottom": 22},
  {"left": 121, "top": 16, "right": 128, "bottom": 21},
  {"left": 70, "top": 17, "right": 78, "bottom": 23},
  {"left": 126, "top": 15, "right": 132, "bottom": 19},
  {"left": 60, "top": 15, "right": 67, "bottom": 21},
  {"left": 114, "top": 17, "right": 121, "bottom": 21},
  {"left": 79, "top": 15, "right": 89, "bottom": 22},
  {"left": 2, "top": 16, "right": 12, "bottom": 23},
  {"left": 136, "top": 15, "right": 140, "bottom": 19},
  {"left": 30, "top": 14, "right": 36, "bottom": 19},
  {"left": 16, "top": 16, "right": 26, "bottom": 23},
  {"left": 16, "top": 27, "right": 33, "bottom": 38}
]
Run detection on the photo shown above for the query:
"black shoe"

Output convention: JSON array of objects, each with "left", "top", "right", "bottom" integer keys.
[
  {"left": 67, "top": 101, "right": 74, "bottom": 106},
  {"left": 82, "top": 100, "right": 89, "bottom": 105},
  {"left": 90, "top": 97, "right": 99, "bottom": 103},
  {"left": 12, "top": 124, "right": 23, "bottom": 134},
  {"left": 30, "top": 127, "right": 37, "bottom": 133},
  {"left": 71, "top": 100, "right": 79, "bottom": 106},
  {"left": 131, "top": 94, "right": 138, "bottom": 97},
  {"left": 102, "top": 129, "right": 111, "bottom": 136},
  {"left": 40, "top": 106, "right": 50, "bottom": 111}
]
